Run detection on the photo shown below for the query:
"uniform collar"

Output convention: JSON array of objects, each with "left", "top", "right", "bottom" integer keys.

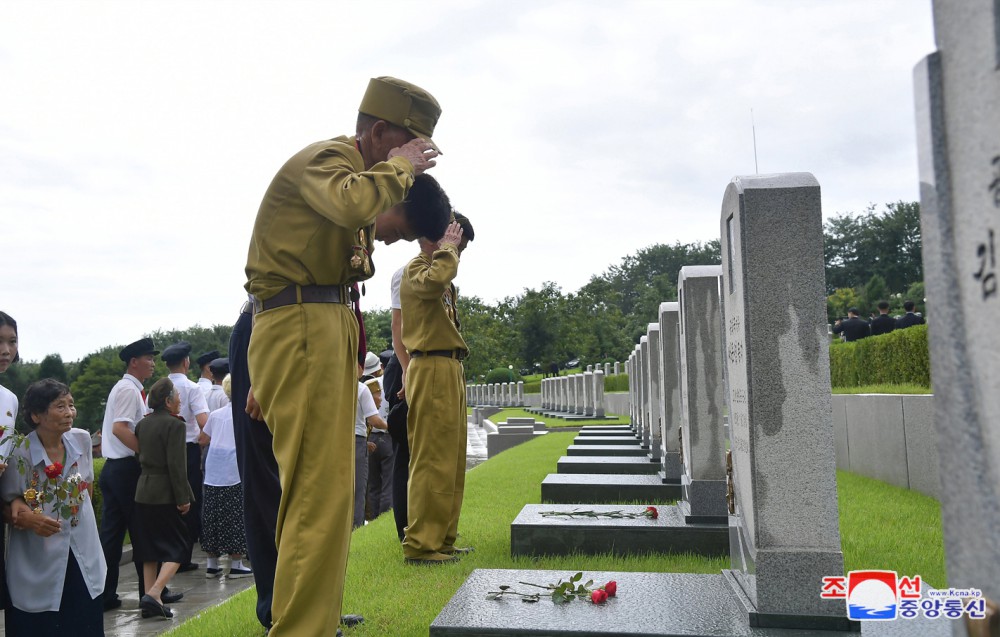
[
  {"left": 123, "top": 373, "right": 143, "bottom": 389},
  {"left": 28, "top": 429, "right": 82, "bottom": 472}
]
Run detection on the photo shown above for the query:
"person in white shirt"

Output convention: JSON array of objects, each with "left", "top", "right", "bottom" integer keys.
[
  {"left": 353, "top": 375, "right": 386, "bottom": 529},
  {"left": 161, "top": 341, "right": 210, "bottom": 572},
  {"left": 98, "top": 336, "right": 168, "bottom": 612},
  {"left": 205, "top": 358, "right": 231, "bottom": 412},
  {"left": 199, "top": 374, "right": 252, "bottom": 579},
  {"left": 195, "top": 350, "right": 220, "bottom": 400},
  {"left": 362, "top": 352, "right": 393, "bottom": 521},
  {"left": 3, "top": 379, "right": 106, "bottom": 636}
]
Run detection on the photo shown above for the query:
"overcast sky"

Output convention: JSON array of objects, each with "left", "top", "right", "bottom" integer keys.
[{"left": 1, "top": 0, "right": 935, "bottom": 363}]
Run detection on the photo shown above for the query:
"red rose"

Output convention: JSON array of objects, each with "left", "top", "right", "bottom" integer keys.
[
  {"left": 645, "top": 506, "right": 658, "bottom": 519},
  {"left": 44, "top": 463, "right": 63, "bottom": 480},
  {"left": 591, "top": 589, "right": 608, "bottom": 604},
  {"left": 603, "top": 581, "right": 617, "bottom": 597}
]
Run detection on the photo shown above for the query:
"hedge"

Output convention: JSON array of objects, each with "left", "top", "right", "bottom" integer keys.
[
  {"left": 523, "top": 373, "right": 629, "bottom": 394},
  {"left": 829, "top": 324, "right": 930, "bottom": 389}
]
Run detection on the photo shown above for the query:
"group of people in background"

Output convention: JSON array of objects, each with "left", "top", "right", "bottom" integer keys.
[
  {"left": 832, "top": 299, "right": 926, "bottom": 342},
  {"left": 0, "top": 75, "right": 474, "bottom": 637}
]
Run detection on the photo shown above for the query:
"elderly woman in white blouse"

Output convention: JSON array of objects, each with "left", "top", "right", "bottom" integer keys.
[{"left": 1, "top": 378, "right": 106, "bottom": 637}]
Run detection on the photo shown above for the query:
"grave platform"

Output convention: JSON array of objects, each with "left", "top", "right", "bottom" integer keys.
[
  {"left": 557, "top": 456, "right": 661, "bottom": 475},
  {"left": 579, "top": 424, "right": 634, "bottom": 433},
  {"left": 577, "top": 428, "right": 638, "bottom": 437},
  {"left": 541, "top": 473, "right": 682, "bottom": 503},
  {"left": 572, "top": 436, "right": 643, "bottom": 446},
  {"left": 566, "top": 445, "right": 649, "bottom": 457},
  {"left": 431, "top": 569, "right": 947, "bottom": 636},
  {"left": 510, "top": 504, "right": 728, "bottom": 557}
]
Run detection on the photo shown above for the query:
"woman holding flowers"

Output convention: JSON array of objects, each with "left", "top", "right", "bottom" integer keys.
[
  {"left": 133, "top": 378, "right": 193, "bottom": 619},
  {"left": 1, "top": 378, "right": 105, "bottom": 636}
]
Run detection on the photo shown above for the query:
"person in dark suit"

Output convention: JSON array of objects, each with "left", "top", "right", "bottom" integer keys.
[
  {"left": 896, "top": 300, "right": 926, "bottom": 329},
  {"left": 133, "top": 378, "right": 194, "bottom": 619},
  {"left": 832, "top": 307, "right": 871, "bottom": 342},
  {"left": 869, "top": 300, "right": 896, "bottom": 336}
]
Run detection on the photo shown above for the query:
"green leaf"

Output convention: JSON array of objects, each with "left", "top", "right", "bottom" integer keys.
[{"left": 571, "top": 572, "right": 582, "bottom": 582}]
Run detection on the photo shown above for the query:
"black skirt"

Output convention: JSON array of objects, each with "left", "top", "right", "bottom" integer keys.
[
  {"left": 5, "top": 551, "right": 103, "bottom": 637},
  {"left": 132, "top": 502, "right": 189, "bottom": 564}
]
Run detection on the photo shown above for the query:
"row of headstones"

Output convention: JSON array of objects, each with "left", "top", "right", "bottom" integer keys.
[
  {"left": 466, "top": 381, "right": 525, "bottom": 407},
  {"left": 539, "top": 370, "right": 607, "bottom": 418},
  {"left": 434, "top": 4, "right": 998, "bottom": 632}
]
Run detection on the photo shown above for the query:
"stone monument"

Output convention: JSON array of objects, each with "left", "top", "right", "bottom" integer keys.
[
  {"left": 645, "top": 322, "right": 662, "bottom": 463},
  {"left": 914, "top": 0, "right": 1000, "bottom": 625},
  {"left": 658, "top": 301, "right": 683, "bottom": 485}
]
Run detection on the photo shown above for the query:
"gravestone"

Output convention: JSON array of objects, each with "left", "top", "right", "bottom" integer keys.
[
  {"left": 676, "top": 265, "right": 728, "bottom": 525},
  {"left": 517, "top": 381, "right": 524, "bottom": 407},
  {"left": 583, "top": 370, "right": 594, "bottom": 417},
  {"left": 914, "top": 0, "right": 1000, "bottom": 624},
  {"left": 593, "top": 368, "right": 606, "bottom": 418},
  {"left": 627, "top": 354, "right": 636, "bottom": 427},
  {"left": 587, "top": 364, "right": 594, "bottom": 373},
  {"left": 720, "top": 172, "right": 851, "bottom": 629},
  {"left": 614, "top": 360, "right": 620, "bottom": 375},
  {"left": 658, "top": 301, "right": 683, "bottom": 485},
  {"left": 633, "top": 345, "right": 642, "bottom": 431},
  {"left": 639, "top": 337, "right": 651, "bottom": 449},
  {"left": 645, "top": 323, "right": 663, "bottom": 463},
  {"left": 575, "top": 374, "right": 586, "bottom": 415},
  {"left": 603, "top": 362, "right": 610, "bottom": 376}
]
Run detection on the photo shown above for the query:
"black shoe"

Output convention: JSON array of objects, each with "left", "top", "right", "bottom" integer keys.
[
  {"left": 139, "top": 594, "right": 173, "bottom": 619},
  {"left": 340, "top": 614, "right": 364, "bottom": 627},
  {"left": 177, "top": 562, "right": 199, "bottom": 573},
  {"left": 161, "top": 590, "right": 184, "bottom": 604},
  {"left": 102, "top": 597, "right": 122, "bottom": 612}
]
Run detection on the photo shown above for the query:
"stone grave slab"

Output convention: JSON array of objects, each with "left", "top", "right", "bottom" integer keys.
[
  {"left": 430, "top": 569, "right": 948, "bottom": 636},
  {"left": 566, "top": 445, "right": 649, "bottom": 457},
  {"left": 541, "top": 473, "right": 682, "bottom": 504},
  {"left": 557, "top": 456, "right": 661, "bottom": 475},
  {"left": 572, "top": 435, "right": 643, "bottom": 446},
  {"left": 658, "top": 301, "right": 683, "bottom": 485},
  {"left": 510, "top": 504, "right": 728, "bottom": 557},
  {"left": 577, "top": 428, "right": 639, "bottom": 437}
]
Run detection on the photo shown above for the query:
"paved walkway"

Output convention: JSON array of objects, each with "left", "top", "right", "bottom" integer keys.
[{"left": 0, "top": 420, "right": 489, "bottom": 636}]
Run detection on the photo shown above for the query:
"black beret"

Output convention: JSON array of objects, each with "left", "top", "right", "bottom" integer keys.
[
  {"left": 196, "top": 350, "right": 221, "bottom": 367},
  {"left": 208, "top": 357, "right": 230, "bottom": 375},
  {"left": 161, "top": 341, "right": 193, "bottom": 365},
  {"left": 119, "top": 337, "right": 158, "bottom": 363}
]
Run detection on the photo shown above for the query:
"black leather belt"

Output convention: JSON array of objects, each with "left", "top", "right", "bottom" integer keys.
[
  {"left": 252, "top": 284, "right": 352, "bottom": 313},
  {"left": 410, "top": 349, "right": 468, "bottom": 361}
]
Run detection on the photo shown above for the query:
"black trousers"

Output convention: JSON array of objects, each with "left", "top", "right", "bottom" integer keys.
[
  {"left": 230, "top": 309, "right": 281, "bottom": 629},
  {"left": 384, "top": 354, "right": 411, "bottom": 541},
  {"left": 99, "top": 456, "right": 145, "bottom": 605},
  {"left": 5, "top": 552, "right": 103, "bottom": 637},
  {"left": 181, "top": 442, "right": 203, "bottom": 564}
]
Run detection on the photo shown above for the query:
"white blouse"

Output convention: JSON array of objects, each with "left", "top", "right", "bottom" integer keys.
[
  {"left": 0, "top": 428, "right": 107, "bottom": 612},
  {"left": 0, "top": 384, "right": 17, "bottom": 458}
]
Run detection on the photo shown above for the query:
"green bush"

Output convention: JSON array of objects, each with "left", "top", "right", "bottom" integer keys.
[
  {"left": 484, "top": 368, "right": 522, "bottom": 384},
  {"left": 604, "top": 373, "right": 629, "bottom": 392},
  {"left": 829, "top": 324, "right": 930, "bottom": 389},
  {"left": 92, "top": 457, "right": 105, "bottom": 531},
  {"left": 523, "top": 380, "right": 540, "bottom": 394}
]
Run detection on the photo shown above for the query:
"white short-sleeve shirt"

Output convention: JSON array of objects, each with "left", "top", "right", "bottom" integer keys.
[
  {"left": 100, "top": 374, "right": 147, "bottom": 459},
  {"left": 355, "top": 382, "right": 378, "bottom": 437},
  {"left": 0, "top": 385, "right": 18, "bottom": 459},
  {"left": 203, "top": 406, "right": 240, "bottom": 487},
  {"left": 390, "top": 266, "right": 405, "bottom": 310},
  {"left": 168, "top": 372, "right": 210, "bottom": 443},
  {"left": 206, "top": 385, "right": 230, "bottom": 412}
]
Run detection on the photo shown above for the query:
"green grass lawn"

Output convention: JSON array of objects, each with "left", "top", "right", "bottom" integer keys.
[
  {"left": 832, "top": 383, "right": 931, "bottom": 394},
  {"left": 491, "top": 407, "right": 629, "bottom": 428},
  {"left": 166, "top": 432, "right": 945, "bottom": 637}
]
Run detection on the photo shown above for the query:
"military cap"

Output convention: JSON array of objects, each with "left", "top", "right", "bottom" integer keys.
[
  {"left": 359, "top": 76, "right": 442, "bottom": 153},
  {"left": 208, "top": 357, "right": 230, "bottom": 375},
  {"left": 197, "top": 350, "right": 221, "bottom": 367},
  {"left": 161, "top": 341, "right": 193, "bottom": 365},
  {"left": 119, "top": 337, "right": 158, "bottom": 362},
  {"left": 378, "top": 349, "right": 393, "bottom": 367},
  {"left": 363, "top": 351, "right": 382, "bottom": 377}
]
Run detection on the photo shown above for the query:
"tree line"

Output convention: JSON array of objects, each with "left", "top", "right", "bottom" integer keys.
[{"left": 1, "top": 200, "right": 923, "bottom": 429}]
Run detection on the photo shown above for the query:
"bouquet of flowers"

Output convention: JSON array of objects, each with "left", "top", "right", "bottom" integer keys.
[
  {"left": 487, "top": 572, "right": 618, "bottom": 605},
  {"left": 23, "top": 461, "right": 91, "bottom": 527}
]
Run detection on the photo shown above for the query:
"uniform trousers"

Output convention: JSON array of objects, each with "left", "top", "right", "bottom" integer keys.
[
  {"left": 402, "top": 355, "right": 467, "bottom": 558},
  {"left": 181, "top": 442, "right": 203, "bottom": 564},
  {"left": 98, "top": 456, "right": 145, "bottom": 605},
  {"left": 366, "top": 431, "right": 394, "bottom": 520},
  {"left": 249, "top": 302, "right": 357, "bottom": 637},
  {"left": 383, "top": 354, "right": 410, "bottom": 540},
  {"left": 230, "top": 309, "right": 280, "bottom": 630}
]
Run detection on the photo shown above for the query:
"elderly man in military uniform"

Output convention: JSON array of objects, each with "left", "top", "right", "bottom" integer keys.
[
  {"left": 399, "top": 220, "right": 471, "bottom": 563},
  {"left": 244, "top": 76, "right": 445, "bottom": 637}
]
